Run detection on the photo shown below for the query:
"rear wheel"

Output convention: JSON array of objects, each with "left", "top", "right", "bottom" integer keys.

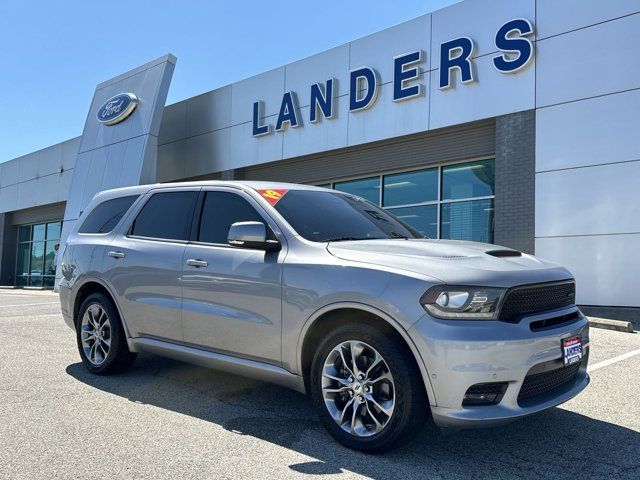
[
  {"left": 76, "top": 293, "right": 136, "bottom": 375},
  {"left": 310, "top": 323, "right": 427, "bottom": 453}
]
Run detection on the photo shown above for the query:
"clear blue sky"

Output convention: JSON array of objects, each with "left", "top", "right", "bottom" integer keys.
[{"left": 0, "top": 0, "right": 457, "bottom": 163}]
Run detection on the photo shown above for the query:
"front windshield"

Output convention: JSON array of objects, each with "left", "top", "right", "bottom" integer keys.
[{"left": 270, "top": 189, "right": 424, "bottom": 242}]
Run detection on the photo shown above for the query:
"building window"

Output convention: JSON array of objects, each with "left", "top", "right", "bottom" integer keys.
[
  {"left": 334, "top": 177, "right": 380, "bottom": 204},
  {"left": 16, "top": 220, "right": 63, "bottom": 288},
  {"left": 318, "top": 158, "right": 495, "bottom": 242}
]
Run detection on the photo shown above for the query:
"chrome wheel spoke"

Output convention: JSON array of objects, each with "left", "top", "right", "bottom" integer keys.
[
  {"left": 81, "top": 324, "right": 95, "bottom": 340},
  {"left": 337, "top": 346, "right": 355, "bottom": 379},
  {"left": 323, "top": 385, "right": 351, "bottom": 394},
  {"left": 81, "top": 303, "right": 111, "bottom": 366},
  {"left": 338, "top": 397, "right": 355, "bottom": 427},
  {"left": 89, "top": 341, "right": 99, "bottom": 363},
  {"left": 350, "top": 402, "right": 360, "bottom": 434},
  {"left": 88, "top": 306, "right": 100, "bottom": 329},
  {"left": 321, "top": 339, "right": 395, "bottom": 438},
  {"left": 366, "top": 394, "right": 394, "bottom": 417},
  {"left": 97, "top": 341, "right": 108, "bottom": 359},
  {"left": 364, "top": 352, "right": 383, "bottom": 379},
  {"left": 322, "top": 366, "right": 350, "bottom": 386},
  {"left": 365, "top": 402, "right": 384, "bottom": 433},
  {"left": 349, "top": 341, "right": 362, "bottom": 378},
  {"left": 368, "top": 370, "right": 393, "bottom": 384}
]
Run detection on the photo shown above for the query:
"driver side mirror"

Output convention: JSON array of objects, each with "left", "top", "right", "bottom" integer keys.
[{"left": 227, "top": 221, "right": 280, "bottom": 250}]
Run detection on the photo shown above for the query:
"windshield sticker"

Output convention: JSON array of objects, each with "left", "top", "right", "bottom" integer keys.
[{"left": 258, "top": 189, "right": 288, "bottom": 206}]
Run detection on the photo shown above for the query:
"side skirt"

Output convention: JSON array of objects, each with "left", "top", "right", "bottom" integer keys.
[{"left": 128, "top": 337, "right": 307, "bottom": 394}]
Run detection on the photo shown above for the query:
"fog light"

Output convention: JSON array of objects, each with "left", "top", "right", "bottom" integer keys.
[{"left": 462, "top": 382, "right": 508, "bottom": 406}]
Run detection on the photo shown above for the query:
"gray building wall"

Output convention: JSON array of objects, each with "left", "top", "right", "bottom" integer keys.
[
  {"left": 237, "top": 119, "right": 495, "bottom": 184},
  {"left": 0, "top": 137, "right": 79, "bottom": 214},
  {"left": 494, "top": 110, "right": 535, "bottom": 254}
]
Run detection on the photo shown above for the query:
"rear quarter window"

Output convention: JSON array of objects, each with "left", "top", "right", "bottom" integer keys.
[
  {"left": 78, "top": 195, "right": 139, "bottom": 234},
  {"left": 130, "top": 191, "right": 198, "bottom": 241}
]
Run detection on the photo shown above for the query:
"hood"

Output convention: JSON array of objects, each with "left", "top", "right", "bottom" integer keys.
[{"left": 327, "top": 239, "right": 573, "bottom": 288}]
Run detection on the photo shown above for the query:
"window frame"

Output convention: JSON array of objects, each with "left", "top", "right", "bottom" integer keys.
[
  {"left": 313, "top": 155, "right": 495, "bottom": 240},
  {"left": 188, "top": 186, "right": 283, "bottom": 250},
  {"left": 14, "top": 219, "right": 63, "bottom": 288},
  {"left": 78, "top": 195, "right": 141, "bottom": 236},
  {"left": 126, "top": 188, "right": 201, "bottom": 244}
]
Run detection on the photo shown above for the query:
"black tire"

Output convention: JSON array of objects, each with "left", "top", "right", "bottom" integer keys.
[
  {"left": 76, "top": 292, "right": 137, "bottom": 375},
  {"left": 310, "top": 322, "right": 428, "bottom": 453}
]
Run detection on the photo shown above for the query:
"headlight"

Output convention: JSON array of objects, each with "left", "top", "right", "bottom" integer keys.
[{"left": 420, "top": 285, "right": 506, "bottom": 319}]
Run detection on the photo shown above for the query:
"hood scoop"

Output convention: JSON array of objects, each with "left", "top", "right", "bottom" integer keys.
[{"left": 486, "top": 249, "right": 522, "bottom": 258}]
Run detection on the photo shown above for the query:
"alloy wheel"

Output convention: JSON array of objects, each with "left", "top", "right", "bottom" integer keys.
[
  {"left": 321, "top": 340, "right": 395, "bottom": 437},
  {"left": 80, "top": 303, "right": 112, "bottom": 366}
]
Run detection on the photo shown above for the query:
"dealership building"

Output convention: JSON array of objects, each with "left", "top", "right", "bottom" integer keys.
[{"left": 0, "top": 0, "right": 638, "bottom": 321}]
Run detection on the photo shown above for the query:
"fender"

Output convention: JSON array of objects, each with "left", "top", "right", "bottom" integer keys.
[
  {"left": 71, "top": 276, "right": 134, "bottom": 340},
  {"left": 295, "top": 301, "right": 438, "bottom": 406}
]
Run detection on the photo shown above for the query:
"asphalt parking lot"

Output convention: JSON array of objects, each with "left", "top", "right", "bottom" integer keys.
[{"left": 0, "top": 290, "right": 638, "bottom": 480}]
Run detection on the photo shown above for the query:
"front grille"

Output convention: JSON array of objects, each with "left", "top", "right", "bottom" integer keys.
[
  {"left": 499, "top": 281, "right": 575, "bottom": 322},
  {"left": 517, "top": 361, "right": 581, "bottom": 405},
  {"left": 529, "top": 311, "right": 581, "bottom": 332}
]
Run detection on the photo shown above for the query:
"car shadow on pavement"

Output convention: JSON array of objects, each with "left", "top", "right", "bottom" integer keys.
[{"left": 67, "top": 354, "right": 640, "bottom": 479}]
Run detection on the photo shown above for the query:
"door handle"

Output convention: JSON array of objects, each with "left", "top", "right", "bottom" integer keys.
[
  {"left": 107, "top": 251, "right": 125, "bottom": 259},
  {"left": 186, "top": 258, "right": 208, "bottom": 268}
]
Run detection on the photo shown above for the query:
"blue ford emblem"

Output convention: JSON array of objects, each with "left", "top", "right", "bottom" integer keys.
[{"left": 96, "top": 93, "right": 138, "bottom": 125}]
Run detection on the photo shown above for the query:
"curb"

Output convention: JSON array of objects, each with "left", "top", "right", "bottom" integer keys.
[{"left": 588, "top": 317, "right": 635, "bottom": 333}]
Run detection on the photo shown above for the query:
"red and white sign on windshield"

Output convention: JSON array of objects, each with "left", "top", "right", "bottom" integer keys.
[{"left": 258, "top": 189, "right": 288, "bottom": 206}]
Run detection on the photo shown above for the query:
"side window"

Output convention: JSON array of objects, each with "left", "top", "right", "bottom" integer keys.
[
  {"left": 79, "top": 195, "right": 138, "bottom": 234},
  {"left": 198, "top": 191, "right": 265, "bottom": 244},
  {"left": 131, "top": 191, "right": 198, "bottom": 241}
]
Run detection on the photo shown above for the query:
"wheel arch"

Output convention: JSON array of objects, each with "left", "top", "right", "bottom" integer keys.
[
  {"left": 72, "top": 279, "right": 131, "bottom": 337},
  {"left": 297, "top": 302, "right": 436, "bottom": 406}
]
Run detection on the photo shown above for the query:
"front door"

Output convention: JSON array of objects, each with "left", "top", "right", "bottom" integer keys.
[
  {"left": 103, "top": 188, "right": 200, "bottom": 341},
  {"left": 181, "top": 188, "right": 285, "bottom": 364}
]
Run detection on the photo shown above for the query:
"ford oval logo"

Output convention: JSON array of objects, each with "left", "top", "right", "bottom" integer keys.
[{"left": 96, "top": 93, "right": 138, "bottom": 125}]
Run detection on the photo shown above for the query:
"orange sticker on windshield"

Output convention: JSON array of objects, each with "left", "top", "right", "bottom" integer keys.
[{"left": 258, "top": 189, "right": 288, "bottom": 206}]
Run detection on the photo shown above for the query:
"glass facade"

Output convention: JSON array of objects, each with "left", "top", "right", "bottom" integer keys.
[
  {"left": 16, "top": 220, "right": 62, "bottom": 288},
  {"left": 319, "top": 159, "right": 495, "bottom": 242}
]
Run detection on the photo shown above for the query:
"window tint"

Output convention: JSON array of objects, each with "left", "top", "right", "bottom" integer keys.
[
  {"left": 79, "top": 195, "right": 138, "bottom": 234},
  {"left": 131, "top": 191, "right": 198, "bottom": 241},
  {"left": 273, "top": 190, "right": 422, "bottom": 242},
  {"left": 198, "top": 191, "right": 264, "bottom": 244}
]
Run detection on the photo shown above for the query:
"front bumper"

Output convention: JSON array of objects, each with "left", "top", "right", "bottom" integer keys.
[{"left": 409, "top": 306, "right": 590, "bottom": 428}]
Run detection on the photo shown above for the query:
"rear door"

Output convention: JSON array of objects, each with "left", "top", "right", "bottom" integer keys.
[
  {"left": 180, "top": 187, "right": 286, "bottom": 364},
  {"left": 103, "top": 187, "right": 200, "bottom": 341}
]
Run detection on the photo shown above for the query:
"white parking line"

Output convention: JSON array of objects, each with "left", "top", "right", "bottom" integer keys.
[
  {"left": 0, "top": 313, "right": 62, "bottom": 319},
  {"left": 0, "top": 302, "right": 59, "bottom": 308},
  {"left": 587, "top": 348, "right": 640, "bottom": 373}
]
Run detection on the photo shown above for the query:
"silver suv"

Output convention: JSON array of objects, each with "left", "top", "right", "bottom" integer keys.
[{"left": 59, "top": 181, "right": 589, "bottom": 452}]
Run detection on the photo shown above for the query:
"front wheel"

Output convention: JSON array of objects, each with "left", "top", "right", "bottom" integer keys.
[{"left": 310, "top": 323, "right": 428, "bottom": 453}]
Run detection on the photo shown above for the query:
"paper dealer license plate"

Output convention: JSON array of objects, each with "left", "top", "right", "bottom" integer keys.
[{"left": 562, "top": 336, "right": 583, "bottom": 366}]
